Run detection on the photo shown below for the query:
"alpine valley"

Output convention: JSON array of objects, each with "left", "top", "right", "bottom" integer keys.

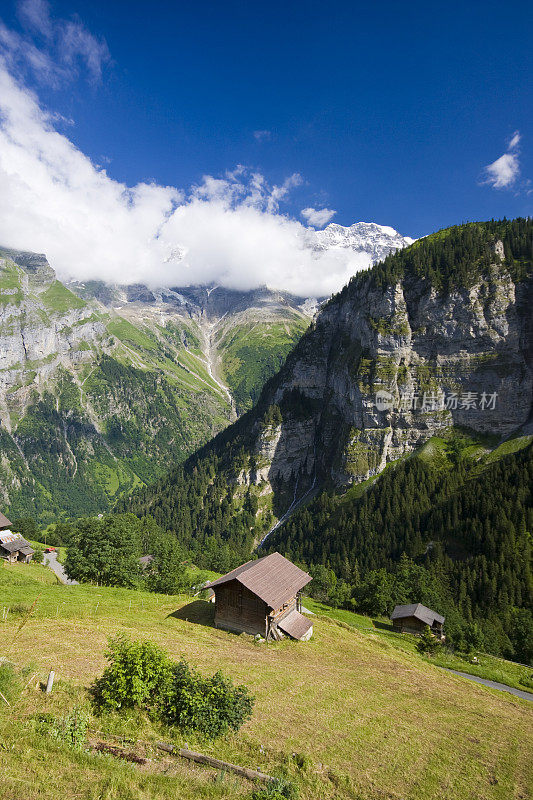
[
  {"left": 127, "top": 218, "right": 533, "bottom": 659},
  {"left": 0, "top": 221, "right": 412, "bottom": 521}
]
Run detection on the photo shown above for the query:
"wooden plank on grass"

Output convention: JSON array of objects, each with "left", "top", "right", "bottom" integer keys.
[{"left": 156, "top": 743, "right": 273, "bottom": 782}]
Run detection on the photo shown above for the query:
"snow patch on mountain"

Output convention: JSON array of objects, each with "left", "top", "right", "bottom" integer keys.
[{"left": 312, "top": 221, "right": 414, "bottom": 264}]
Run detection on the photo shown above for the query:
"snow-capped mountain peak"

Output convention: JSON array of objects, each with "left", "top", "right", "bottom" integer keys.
[{"left": 312, "top": 221, "right": 414, "bottom": 263}]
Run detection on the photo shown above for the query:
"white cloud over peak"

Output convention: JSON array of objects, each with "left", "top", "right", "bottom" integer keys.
[
  {"left": 482, "top": 130, "right": 522, "bottom": 190},
  {"left": 301, "top": 206, "right": 336, "bottom": 228},
  {"left": 0, "top": 64, "right": 374, "bottom": 297}
]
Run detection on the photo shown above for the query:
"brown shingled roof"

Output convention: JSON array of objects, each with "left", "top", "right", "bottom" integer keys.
[
  {"left": 207, "top": 552, "right": 311, "bottom": 610},
  {"left": 0, "top": 512, "right": 12, "bottom": 530},
  {"left": 391, "top": 603, "right": 445, "bottom": 625},
  {"left": 278, "top": 609, "right": 313, "bottom": 640},
  {"left": 0, "top": 535, "right": 33, "bottom": 554}
]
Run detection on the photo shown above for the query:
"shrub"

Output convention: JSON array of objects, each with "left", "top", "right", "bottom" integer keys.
[
  {"left": 91, "top": 634, "right": 174, "bottom": 713},
  {"left": 36, "top": 707, "right": 89, "bottom": 750},
  {"left": 91, "top": 635, "right": 254, "bottom": 739},
  {"left": 416, "top": 626, "right": 440, "bottom": 656},
  {"left": 32, "top": 548, "right": 44, "bottom": 564},
  {"left": 162, "top": 659, "right": 254, "bottom": 738},
  {"left": 251, "top": 777, "right": 299, "bottom": 800}
]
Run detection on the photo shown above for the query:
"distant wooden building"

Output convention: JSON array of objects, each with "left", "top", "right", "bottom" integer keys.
[
  {"left": 207, "top": 552, "right": 313, "bottom": 641},
  {"left": 0, "top": 532, "right": 35, "bottom": 563},
  {"left": 391, "top": 603, "right": 445, "bottom": 639},
  {"left": 0, "top": 511, "right": 34, "bottom": 563}
]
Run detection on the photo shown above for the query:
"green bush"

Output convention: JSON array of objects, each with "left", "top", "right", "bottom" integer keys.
[
  {"left": 416, "top": 626, "right": 441, "bottom": 656},
  {"left": 162, "top": 659, "right": 254, "bottom": 738},
  {"left": 91, "top": 635, "right": 174, "bottom": 712},
  {"left": 32, "top": 548, "right": 44, "bottom": 564},
  {"left": 91, "top": 635, "right": 254, "bottom": 739},
  {"left": 251, "top": 777, "right": 299, "bottom": 800},
  {"left": 36, "top": 707, "right": 89, "bottom": 750}
]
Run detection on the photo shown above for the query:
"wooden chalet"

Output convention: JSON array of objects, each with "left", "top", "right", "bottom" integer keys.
[
  {"left": 0, "top": 512, "right": 34, "bottom": 563},
  {"left": 207, "top": 552, "right": 313, "bottom": 641},
  {"left": 390, "top": 603, "right": 445, "bottom": 639}
]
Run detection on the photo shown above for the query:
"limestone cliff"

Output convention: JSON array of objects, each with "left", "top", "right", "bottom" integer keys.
[{"left": 233, "top": 221, "right": 533, "bottom": 512}]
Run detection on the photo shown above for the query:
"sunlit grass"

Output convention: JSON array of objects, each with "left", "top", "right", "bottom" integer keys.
[{"left": 0, "top": 567, "right": 531, "bottom": 799}]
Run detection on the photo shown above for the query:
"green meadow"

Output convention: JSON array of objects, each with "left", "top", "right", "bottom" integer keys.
[{"left": 0, "top": 562, "right": 531, "bottom": 800}]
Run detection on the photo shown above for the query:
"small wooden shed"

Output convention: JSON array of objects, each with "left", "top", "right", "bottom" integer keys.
[
  {"left": 0, "top": 532, "right": 35, "bottom": 563},
  {"left": 390, "top": 603, "right": 445, "bottom": 639},
  {"left": 207, "top": 552, "right": 313, "bottom": 641}
]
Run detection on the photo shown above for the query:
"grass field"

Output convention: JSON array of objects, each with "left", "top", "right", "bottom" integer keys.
[
  {"left": 0, "top": 563, "right": 531, "bottom": 800},
  {"left": 302, "top": 597, "right": 533, "bottom": 692}
]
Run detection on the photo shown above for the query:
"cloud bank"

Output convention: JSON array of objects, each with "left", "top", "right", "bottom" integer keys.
[{"left": 0, "top": 62, "right": 376, "bottom": 296}]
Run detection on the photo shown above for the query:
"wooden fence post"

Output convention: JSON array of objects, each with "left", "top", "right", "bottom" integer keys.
[{"left": 45, "top": 670, "right": 55, "bottom": 693}]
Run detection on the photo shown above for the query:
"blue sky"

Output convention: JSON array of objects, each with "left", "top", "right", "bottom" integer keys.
[{"left": 0, "top": 0, "right": 531, "bottom": 294}]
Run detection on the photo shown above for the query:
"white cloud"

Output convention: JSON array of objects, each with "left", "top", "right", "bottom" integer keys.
[
  {"left": 508, "top": 131, "right": 521, "bottom": 150},
  {"left": 17, "top": 0, "right": 53, "bottom": 39},
  {"left": 482, "top": 130, "right": 521, "bottom": 189},
  {"left": 60, "top": 19, "right": 110, "bottom": 83},
  {"left": 0, "top": 63, "right": 372, "bottom": 297},
  {"left": 301, "top": 206, "right": 336, "bottom": 228},
  {"left": 483, "top": 153, "right": 520, "bottom": 189},
  {"left": 0, "top": 0, "right": 110, "bottom": 85}
]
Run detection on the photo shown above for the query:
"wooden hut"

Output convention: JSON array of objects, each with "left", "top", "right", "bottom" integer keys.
[
  {"left": 0, "top": 532, "right": 35, "bottom": 563},
  {"left": 390, "top": 603, "right": 445, "bottom": 639},
  {"left": 207, "top": 552, "right": 313, "bottom": 641}
]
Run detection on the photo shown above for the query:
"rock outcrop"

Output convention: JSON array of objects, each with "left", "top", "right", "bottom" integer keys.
[{"left": 239, "top": 237, "right": 533, "bottom": 501}]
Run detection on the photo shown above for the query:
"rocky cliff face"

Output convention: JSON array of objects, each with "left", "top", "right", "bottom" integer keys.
[
  {"left": 0, "top": 219, "right": 450, "bottom": 521},
  {"left": 238, "top": 231, "right": 533, "bottom": 510}
]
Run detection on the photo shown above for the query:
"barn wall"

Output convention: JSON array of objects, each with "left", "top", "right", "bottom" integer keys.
[
  {"left": 393, "top": 616, "right": 444, "bottom": 637},
  {"left": 214, "top": 580, "right": 268, "bottom": 636},
  {"left": 392, "top": 616, "right": 426, "bottom": 634}
]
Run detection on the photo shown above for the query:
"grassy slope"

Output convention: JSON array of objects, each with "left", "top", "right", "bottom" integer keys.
[
  {"left": 218, "top": 316, "right": 309, "bottom": 413},
  {"left": 0, "top": 564, "right": 531, "bottom": 800},
  {"left": 301, "top": 597, "right": 532, "bottom": 692}
]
